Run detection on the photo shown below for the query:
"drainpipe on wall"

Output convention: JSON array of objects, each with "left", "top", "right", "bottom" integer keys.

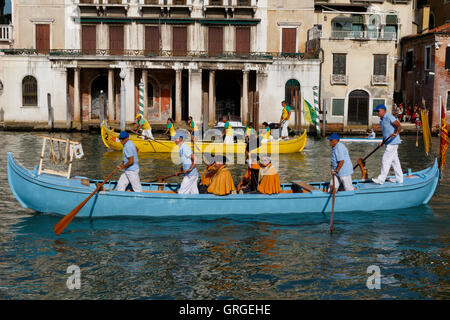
[{"left": 318, "top": 48, "right": 325, "bottom": 137}]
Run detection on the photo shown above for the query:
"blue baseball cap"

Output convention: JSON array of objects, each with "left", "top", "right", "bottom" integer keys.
[
  {"left": 174, "top": 132, "right": 185, "bottom": 140},
  {"left": 328, "top": 133, "right": 340, "bottom": 141},
  {"left": 375, "top": 104, "right": 386, "bottom": 112},
  {"left": 119, "top": 131, "right": 129, "bottom": 139}
]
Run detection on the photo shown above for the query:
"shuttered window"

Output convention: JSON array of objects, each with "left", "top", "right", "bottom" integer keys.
[
  {"left": 282, "top": 28, "right": 296, "bottom": 53},
  {"left": 208, "top": 26, "right": 223, "bottom": 56},
  {"left": 445, "top": 47, "right": 450, "bottom": 70},
  {"left": 109, "top": 25, "right": 124, "bottom": 55},
  {"left": 35, "top": 24, "right": 50, "bottom": 53},
  {"left": 374, "top": 54, "right": 387, "bottom": 75},
  {"left": 333, "top": 54, "right": 346, "bottom": 75},
  {"left": 22, "top": 76, "right": 38, "bottom": 106},
  {"left": 172, "top": 26, "right": 187, "bottom": 56},
  {"left": 236, "top": 27, "right": 250, "bottom": 54},
  {"left": 406, "top": 50, "right": 414, "bottom": 71},
  {"left": 332, "top": 99, "right": 345, "bottom": 116},
  {"left": 145, "top": 26, "right": 160, "bottom": 54},
  {"left": 82, "top": 25, "right": 96, "bottom": 55}
]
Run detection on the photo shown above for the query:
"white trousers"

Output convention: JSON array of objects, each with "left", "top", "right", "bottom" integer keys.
[
  {"left": 281, "top": 120, "right": 289, "bottom": 138},
  {"left": 377, "top": 144, "right": 403, "bottom": 183},
  {"left": 178, "top": 174, "right": 199, "bottom": 194},
  {"left": 261, "top": 136, "right": 274, "bottom": 143},
  {"left": 116, "top": 170, "right": 143, "bottom": 192},
  {"left": 328, "top": 175, "right": 354, "bottom": 192},
  {"left": 224, "top": 135, "right": 234, "bottom": 144},
  {"left": 141, "top": 129, "right": 154, "bottom": 139}
]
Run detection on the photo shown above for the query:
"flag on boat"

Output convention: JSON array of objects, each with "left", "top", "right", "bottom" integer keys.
[
  {"left": 439, "top": 98, "right": 449, "bottom": 171},
  {"left": 420, "top": 109, "right": 431, "bottom": 155},
  {"left": 303, "top": 98, "right": 320, "bottom": 135}
]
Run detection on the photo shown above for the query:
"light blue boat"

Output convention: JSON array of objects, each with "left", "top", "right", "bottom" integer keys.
[{"left": 7, "top": 152, "right": 439, "bottom": 218}]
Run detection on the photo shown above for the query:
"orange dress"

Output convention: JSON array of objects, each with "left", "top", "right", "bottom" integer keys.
[
  {"left": 257, "top": 164, "right": 281, "bottom": 194},
  {"left": 200, "top": 164, "right": 217, "bottom": 187},
  {"left": 207, "top": 166, "right": 236, "bottom": 196}
]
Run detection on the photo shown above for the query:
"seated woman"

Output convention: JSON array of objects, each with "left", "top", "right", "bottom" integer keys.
[
  {"left": 198, "top": 154, "right": 217, "bottom": 194},
  {"left": 366, "top": 128, "right": 376, "bottom": 139},
  {"left": 237, "top": 153, "right": 260, "bottom": 194},
  {"left": 260, "top": 122, "right": 274, "bottom": 143},
  {"left": 207, "top": 156, "right": 236, "bottom": 196},
  {"left": 257, "top": 156, "right": 281, "bottom": 195}
]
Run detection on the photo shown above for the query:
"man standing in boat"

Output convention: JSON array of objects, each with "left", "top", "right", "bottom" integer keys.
[
  {"left": 372, "top": 104, "right": 403, "bottom": 184},
  {"left": 174, "top": 132, "right": 199, "bottom": 194},
  {"left": 221, "top": 115, "right": 234, "bottom": 144},
  {"left": 279, "top": 100, "right": 291, "bottom": 140},
  {"left": 328, "top": 133, "right": 354, "bottom": 192},
  {"left": 133, "top": 113, "right": 153, "bottom": 139},
  {"left": 116, "top": 131, "right": 143, "bottom": 192}
]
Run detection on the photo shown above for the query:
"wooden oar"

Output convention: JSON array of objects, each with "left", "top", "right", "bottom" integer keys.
[
  {"left": 53, "top": 167, "right": 118, "bottom": 235},
  {"left": 330, "top": 173, "right": 336, "bottom": 234},
  {"left": 353, "top": 136, "right": 391, "bottom": 171},
  {"left": 150, "top": 174, "right": 177, "bottom": 183},
  {"left": 133, "top": 132, "right": 169, "bottom": 148}
]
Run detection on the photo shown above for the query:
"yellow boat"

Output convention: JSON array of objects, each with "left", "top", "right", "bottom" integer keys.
[{"left": 101, "top": 121, "right": 307, "bottom": 154}]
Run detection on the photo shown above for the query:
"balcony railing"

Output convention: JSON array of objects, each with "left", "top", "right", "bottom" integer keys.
[
  {"left": 0, "top": 49, "right": 320, "bottom": 60},
  {"left": 330, "top": 30, "right": 397, "bottom": 41},
  {"left": 331, "top": 74, "right": 348, "bottom": 85},
  {"left": 371, "top": 74, "right": 388, "bottom": 85},
  {"left": 78, "top": 0, "right": 126, "bottom": 4},
  {"left": 0, "top": 25, "right": 13, "bottom": 42}
]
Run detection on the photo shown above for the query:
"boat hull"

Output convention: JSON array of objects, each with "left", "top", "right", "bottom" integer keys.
[
  {"left": 7, "top": 152, "right": 439, "bottom": 218},
  {"left": 101, "top": 122, "right": 307, "bottom": 154}
]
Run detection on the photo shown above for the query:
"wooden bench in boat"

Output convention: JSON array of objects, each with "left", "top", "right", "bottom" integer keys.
[{"left": 292, "top": 181, "right": 321, "bottom": 193}]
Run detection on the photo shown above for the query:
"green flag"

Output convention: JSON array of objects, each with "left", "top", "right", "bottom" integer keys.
[{"left": 303, "top": 98, "right": 319, "bottom": 126}]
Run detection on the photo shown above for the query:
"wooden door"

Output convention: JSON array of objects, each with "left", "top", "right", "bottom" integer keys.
[
  {"left": 208, "top": 27, "right": 223, "bottom": 56},
  {"left": 282, "top": 28, "right": 296, "bottom": 54},
  {"left": 109, "top": 25, "right": 124, "bottom": 55},
  {"left": 172, "top": 26, "right": 187, "bottom": 56},
  {"left": 236, "top": 27, "right": 250, "bottom": 54},
  {"left": 36, "top": 24, "right": 50, "bottom": 53},
  {"left": 82, "top": 25, "right": 96, "bottom": 55}
]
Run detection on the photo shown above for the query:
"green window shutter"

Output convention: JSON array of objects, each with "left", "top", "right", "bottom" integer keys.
[
  {"left": 332, "top": 99, "right": 345, "bottom": 116},
  {"left": 386, "top": 15, "right": 397, "bottom": 25},
  {"left": 373, "top": 99, "right": 385, "bottom": 116}
]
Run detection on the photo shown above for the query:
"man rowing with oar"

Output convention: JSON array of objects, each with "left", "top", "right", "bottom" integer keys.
[
  {"left": 133, "top": 113, "right": 153, "bottom": 139},
  {"left": 328, "top": 133, "right": 354, "bottom": 192},
  {"left": 116, "top": 131, "right": 142, "bottom": 192},
  {"left": 174, "top": 132, "right": 199, "bottom": 194},
  {"left": 372, "top": 104, "right": 403, "bottom": 184}
]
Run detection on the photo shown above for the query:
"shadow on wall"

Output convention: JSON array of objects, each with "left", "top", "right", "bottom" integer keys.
[{"left": 0, "top": 107, "right": 4, "bottom": 122}]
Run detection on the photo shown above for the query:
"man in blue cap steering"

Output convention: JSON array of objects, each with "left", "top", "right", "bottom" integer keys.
[
  {"left": 372, "top": 104, "right": 403, "bottom": 184},
  {"left": 328, "top": 133, "right": 354, "bottom": 192},
  {"left": 116, "top": 131, "right": 142, "bottom": 192}
]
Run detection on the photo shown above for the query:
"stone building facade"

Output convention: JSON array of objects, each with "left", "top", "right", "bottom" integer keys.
[
  {"left": 0, "top": 0, "right": 320, "bottom": 131},
  {"left": 307, "top": 0, "right": 415, "bottom": 131}
]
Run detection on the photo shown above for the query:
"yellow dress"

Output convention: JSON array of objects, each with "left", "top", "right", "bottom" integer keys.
[
  {"left": 207, "top": 166, "right": 236, "bottom": 196},
  {"left": 257, "top": 164, "right": 281, "bottom": 194}
]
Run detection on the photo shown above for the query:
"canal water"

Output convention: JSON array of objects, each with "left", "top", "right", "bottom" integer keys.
[{"left": 0, "top": 131, "right": 448, "bottom": 299}]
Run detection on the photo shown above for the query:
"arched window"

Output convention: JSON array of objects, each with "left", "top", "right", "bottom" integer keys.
[
  {"left": 285, "top": 79, "right": 301, "bottom": 110},
  {"left": 22, "top": 76, "right": 38, "bottom": 106}
]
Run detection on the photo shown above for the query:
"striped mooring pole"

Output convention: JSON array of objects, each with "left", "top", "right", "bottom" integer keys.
[
  {"left": 313, "top": 86, "right": 321, "bottom": 136},
  {"left": 138, "top": 80, "right": 144, "bottom": 117}
]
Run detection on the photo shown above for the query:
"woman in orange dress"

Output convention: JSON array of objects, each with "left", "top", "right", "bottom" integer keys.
[
  {"left": 257, "top": 156, "right": 281, "bottom": 195},
  {"left": 207, "top": 156, "right": 236, "bottom": 196}
]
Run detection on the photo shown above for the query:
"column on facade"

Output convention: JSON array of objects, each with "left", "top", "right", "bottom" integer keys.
[
  {"left": 188, "top": 68, "right": 203, "bottom": 125},
  {"left": 108, "top": 69, "right": 115, "bottom": 121},
  {"left": 175, "top": 68, "right": 182, "bottom": 122},
  {"left": 209, "top": 70, "right": 215, "bottom": 123},
  {"left": 142, "top": 69, "right": 149, "bottom": 120},
  {"left": 125, "top": 67, "right": 135, "bottom": 123},
  {"left": 242, "top": 70, "right": 249, "bottom": 124},
  {"left": 74, "top": 68, "right": 81, "bottom": 123}
]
